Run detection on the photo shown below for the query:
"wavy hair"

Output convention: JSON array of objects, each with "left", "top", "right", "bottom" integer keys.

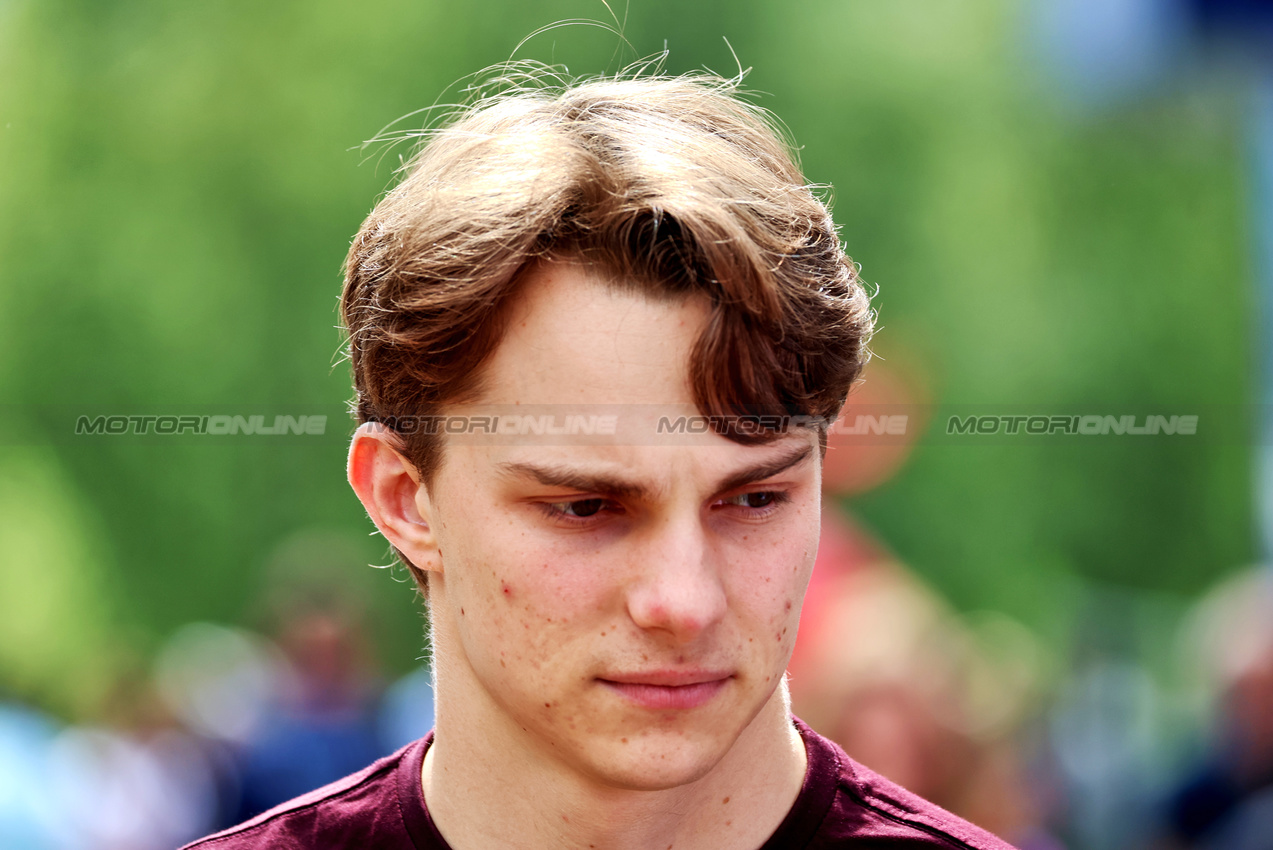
[{"left": 341, "top": 68, "right": 874, "bottom": 582}]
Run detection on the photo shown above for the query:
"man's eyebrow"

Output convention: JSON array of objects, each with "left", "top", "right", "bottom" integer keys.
[
  {"left": 496, "top": 461, "right": 651, "bottom": 501},
  {"left": 714, "top": 444, "right": 814, "bottom": 494},
  {"left": 497, "top": 443, "right": 814, "bottom": 501}
]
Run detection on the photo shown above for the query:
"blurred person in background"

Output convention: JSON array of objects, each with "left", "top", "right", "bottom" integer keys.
[
  {"left": 0, "top": 658, "right": 224, "bottom": 850},
  {"left": 151, "top": 535, "right": 397, "bottom": 831},
  {"left": 788, "top": 365, "right": 1060, "bottom": 850},
  {"left": 231, "top": 532, "right": 388, "bottom": 821},
  {"left": 231, "top": 589, "right": 384, "bottom": 821},
  {"left": 1158, "top": 568, "right": 1273, "bottom": 849},
  {"left": 184, "top": 64, "right": 1017, "bottom": 850},
  {"left": 378, "top": 664, "right": 437, "bottom": 755}
]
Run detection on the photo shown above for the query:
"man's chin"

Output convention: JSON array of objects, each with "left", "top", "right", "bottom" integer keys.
[{"left": 579, "top": 727, "right": 738, "bottom": 792}]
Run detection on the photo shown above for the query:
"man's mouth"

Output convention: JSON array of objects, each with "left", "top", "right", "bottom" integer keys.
[{"left": 596, "top": 671, "right": 733, "bottom": 710}]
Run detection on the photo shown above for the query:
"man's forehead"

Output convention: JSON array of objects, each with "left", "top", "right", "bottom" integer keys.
[{"left": 473, "top": 263, "right": 709, "bottom": 408}]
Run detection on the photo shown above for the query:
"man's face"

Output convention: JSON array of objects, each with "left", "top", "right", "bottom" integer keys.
[{"left": 419, "top": 261, "right": 821, "bottom": 790}]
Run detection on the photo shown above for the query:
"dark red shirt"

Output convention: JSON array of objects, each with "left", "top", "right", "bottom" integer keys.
[{"left": 184, "top": 717, "right": 1017, "bottom": 849}]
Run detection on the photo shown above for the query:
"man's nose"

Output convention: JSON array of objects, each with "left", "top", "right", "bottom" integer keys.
[{"left": 624, "top": 514, "right": 728, "bottom": 642}]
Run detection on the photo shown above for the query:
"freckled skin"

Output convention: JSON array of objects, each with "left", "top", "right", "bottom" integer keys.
[{"left": 413, "top": 264, "right": 820, "bottom": 793}]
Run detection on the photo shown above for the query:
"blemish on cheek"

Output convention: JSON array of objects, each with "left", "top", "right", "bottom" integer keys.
[
  {"left": 460, "top": 608, "right": 465, "bottom": 616},
  {"left": 501, "top": 582, "right": 513, "bottom": 598},
  {"left": 785, "top": 600, "right": 792, "bottom": 611},
  {"left": 722, "top": 796, "right": 730, "bottom": 804},
  {"left": 620, "top": 737, "right": 628, "bottom": 744}
]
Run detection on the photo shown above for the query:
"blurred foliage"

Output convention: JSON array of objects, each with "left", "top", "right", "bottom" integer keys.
[{"left": 0, "top": 0, "right": 1254, "bottom": 718}]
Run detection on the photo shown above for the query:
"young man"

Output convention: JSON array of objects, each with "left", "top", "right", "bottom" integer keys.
[{"left": 186, "top": 74, "right": 1015, "bottom": 849}]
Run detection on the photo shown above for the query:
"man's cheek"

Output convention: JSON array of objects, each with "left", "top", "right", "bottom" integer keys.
[
  {"left": 733, "top": 542, "right": 812, "bottom": 609},
  {"left": 762, "top": 544, "right": 815, "bottom": 642},
  {"left": 475, "top": 575, "right": 573, "bottom": 673}
]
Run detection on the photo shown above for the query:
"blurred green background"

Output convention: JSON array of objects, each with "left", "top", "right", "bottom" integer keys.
[{"left": 0, "top": 0, "right": 1253, "bottom": 722}]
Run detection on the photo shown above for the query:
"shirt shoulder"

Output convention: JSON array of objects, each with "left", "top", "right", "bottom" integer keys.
[
  {"left": 181, "top": 739, "right": 428, "bottom": 850},
  {"left": 792, "top": 718, "right": 1018, "bottom": 850}
]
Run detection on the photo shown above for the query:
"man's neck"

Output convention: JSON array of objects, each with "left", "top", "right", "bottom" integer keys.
[{"left": 421, "top": 686, "right": 807, "bottom": 850}]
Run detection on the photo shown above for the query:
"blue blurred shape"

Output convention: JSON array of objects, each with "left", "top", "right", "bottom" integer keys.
[{"left": 0, "top": 702, "right": 59, "bottom": 850}]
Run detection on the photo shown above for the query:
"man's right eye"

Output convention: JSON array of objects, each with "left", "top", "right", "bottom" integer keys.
[{"left": 539, "top": 498, "right": 621, "bottom": 523}]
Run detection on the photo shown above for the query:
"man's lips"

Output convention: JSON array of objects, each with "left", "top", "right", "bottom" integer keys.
[{"left": 597, "top": 671, "right": 733, "bottom": 710}]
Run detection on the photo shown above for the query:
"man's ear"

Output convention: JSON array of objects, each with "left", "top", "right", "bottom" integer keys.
[{"left": 347, "top": 422, "right": 442, "bottom": 573}]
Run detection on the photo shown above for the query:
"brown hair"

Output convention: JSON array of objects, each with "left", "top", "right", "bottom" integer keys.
[{"left": 341, "top": 71, "right": 874, "bottom": 585}]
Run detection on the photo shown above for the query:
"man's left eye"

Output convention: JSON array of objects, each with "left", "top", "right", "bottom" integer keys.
[
  {"left": 722, "top": 491, "right": 784, "bottom": 509},
  {"left": 555, "top": 498, "right": 606, "bottom": 518}
]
